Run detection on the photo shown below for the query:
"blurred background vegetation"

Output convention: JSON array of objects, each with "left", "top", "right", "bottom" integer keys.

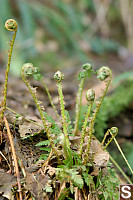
[
  {"left": 0, "top": 0, "right": 133, "bottom": 75},
  {"left": 0, "top": 0, "right": 133, "bottom": 180}
]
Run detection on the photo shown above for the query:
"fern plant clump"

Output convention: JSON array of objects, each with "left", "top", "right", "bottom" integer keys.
[
  {"left": 20, "top": 62, "right": 120, "bottom": 198},
  {"left": 0, "top": 19, "right": 122, "bottom": 199}
]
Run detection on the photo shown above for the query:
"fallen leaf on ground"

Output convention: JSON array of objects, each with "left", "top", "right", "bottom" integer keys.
[{"left": 0, "top": 169, "right": 16, "bottom": 199}]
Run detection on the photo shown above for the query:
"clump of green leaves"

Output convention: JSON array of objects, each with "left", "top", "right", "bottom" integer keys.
[{"left": 97, "top": 164, "right": 120, "bottom": 200}]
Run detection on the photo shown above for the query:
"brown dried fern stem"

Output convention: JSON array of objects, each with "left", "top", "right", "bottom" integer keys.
[
  {"left": 1, "top": 19, "right": 17, "bottom": 120},
  {"left": 4, "top": 116, "right": 23, "bottom": 200}
]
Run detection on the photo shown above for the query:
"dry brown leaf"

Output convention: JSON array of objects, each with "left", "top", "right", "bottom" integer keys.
[
  {"left": 26, "top": 160, "right": 45, "bottom": 173},
  {"left": 46, "top": 165, "right": 56, "bottom": 177},
  {"left": 84, "top": 136, "right": 109, "bottom": 176},
  {"left": 0, "top": 169, "right": 16, "bottom": 199},
  {"left": 25, "top": 170, "right": 48, "bottom": 200},
  {"left": 90, "top": 138, "right": 109, "bottom": 167},
  {"left": 18, "top": 117, "right": 43, "bottom": 138}
]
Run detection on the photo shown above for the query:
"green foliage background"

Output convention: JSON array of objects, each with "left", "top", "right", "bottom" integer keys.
[{"left": 0, "top": 0, "right": 124, "bottom": 75}]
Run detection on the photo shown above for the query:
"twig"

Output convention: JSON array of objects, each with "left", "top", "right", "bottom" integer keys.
[
  {"left": 0, "top": 150, "right": 11, "bottom": 171},
  {"left": 42, "top": 149, "right": 53, "bottom": 174},
  {"left": 4, "top": 116, "right": 23, "bottom": 200},
  {"left": 55, "top": 181, "right": 66, "bottom": 200},
  {"left": 74, "top": 187, "right": 78, "bottom": 200}
]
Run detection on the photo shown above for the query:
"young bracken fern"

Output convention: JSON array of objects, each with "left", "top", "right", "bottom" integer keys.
[{"left": 1, "top": 19, "right": 133, "bottom": 199}]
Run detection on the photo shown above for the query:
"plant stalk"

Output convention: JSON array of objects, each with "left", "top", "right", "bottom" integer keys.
[
  {"left": 74, "top": 78, "right": 85, "bottom": 135},
  {"left": 57, "top": 81, "right": 70, "bottom": 157},
  {"left": 21, "top": 69, "right": 59, "bottom": 158},
  {"left": 86, "top": 72, "right": 112, "bottom": 159},
  {"left": 79, "top": 102, "right": 93, "bottom": 157},
  {"left": 1, "top": 30, "right": 17, "bottom": 119}
]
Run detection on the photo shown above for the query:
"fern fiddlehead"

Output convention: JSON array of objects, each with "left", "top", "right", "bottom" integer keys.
[
  {"left": 102, "top": 127, "right": 118, "bottom": 150},
  {"left": 1, "top": 19, "right": 17, "bottom": 119},
  {"left": 21, "top": 63, "right": 59, "bottom": 158},
  {"left": 74, "top": 63, "right": 93, "bottom": 136},
  {"left": 86, "top": 66, "right": 112, "bottom": 160}
]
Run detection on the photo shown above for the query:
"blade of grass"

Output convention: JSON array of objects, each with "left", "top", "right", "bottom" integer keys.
[
  {"left": 109, "top": 154, "right": 132, "bottom": 184},
  {"left": 113, "top": 137, "right": 133, "bottom": 176}
]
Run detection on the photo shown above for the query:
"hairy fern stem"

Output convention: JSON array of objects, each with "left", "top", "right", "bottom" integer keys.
[
  {"left": 54, "top": 71, "right": 70, "bottom": 158},
  {"left": 21, "top": 64, "right": 59, "bottom": 159},
  {"left": 86, "top": 67, "right": 112, "bottom": 160},
  {"left": 1, "top": 19, "right": 17, "bottom": 119}
]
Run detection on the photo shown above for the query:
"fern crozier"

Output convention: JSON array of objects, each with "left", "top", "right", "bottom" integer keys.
[
  {"left": 97, "top": 66, "right": 111, "bottom": 81},
  {"left": 5, "top": 19, "right": 17, "bottom": 32},
  {"left": 86, "top": 89, "right": 95, "bottom": 102}
]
